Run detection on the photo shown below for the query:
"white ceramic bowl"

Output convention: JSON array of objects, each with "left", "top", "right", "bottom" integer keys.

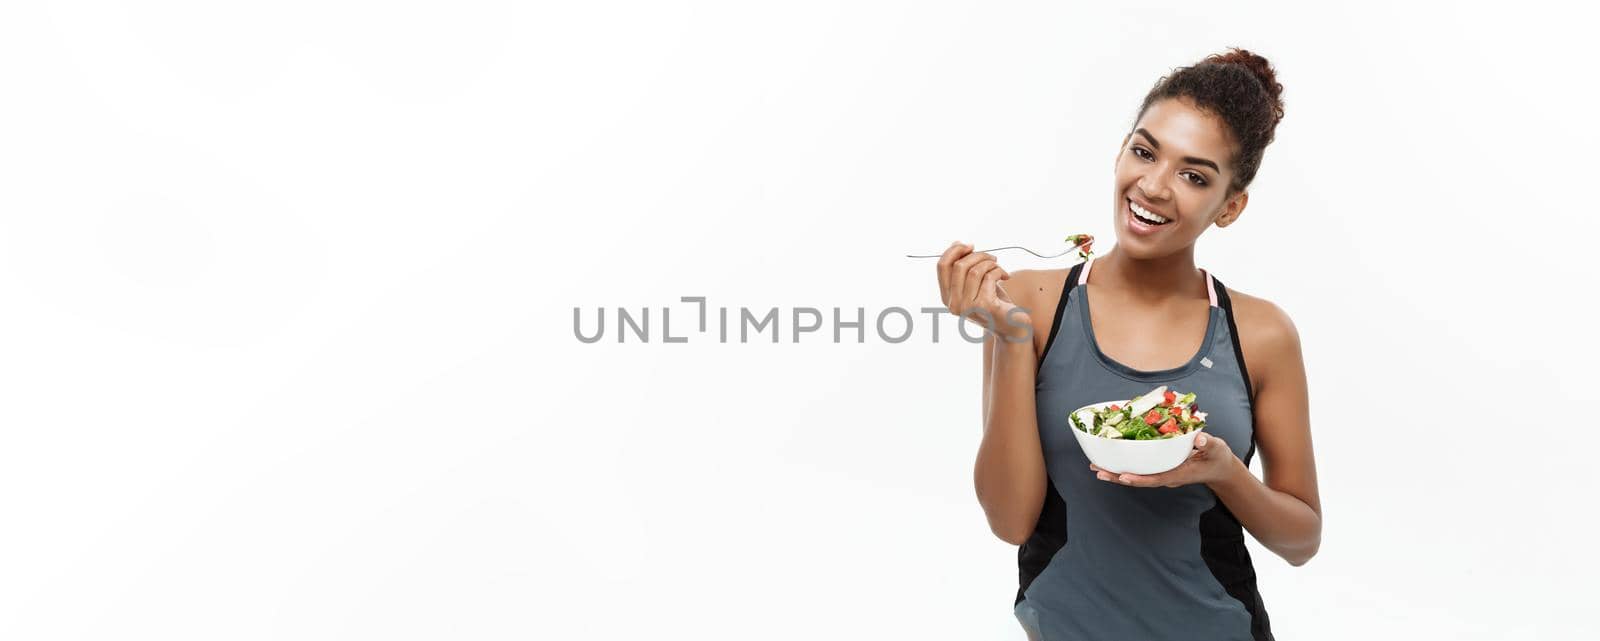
[{"left": 1069, "top": 400, "right": 1202, "bottom": 475}]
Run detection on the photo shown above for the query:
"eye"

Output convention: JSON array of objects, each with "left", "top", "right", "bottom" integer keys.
[{"left": 1132, "top": 145, "right": 1209, "bottom": 187}]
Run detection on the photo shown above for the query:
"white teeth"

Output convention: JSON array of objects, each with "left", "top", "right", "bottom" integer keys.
[{"left": 1129, "top": 200, "right": 1169, "bottom": 224}]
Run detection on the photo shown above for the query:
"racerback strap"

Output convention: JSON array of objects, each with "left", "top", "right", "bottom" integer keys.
[{"left": 1037, "top": 260, "right": 1086, "bottom": 366}]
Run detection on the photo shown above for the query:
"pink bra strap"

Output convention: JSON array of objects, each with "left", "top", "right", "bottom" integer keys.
[{"left": 1077, "top": 256, "right": 1094, "bottom": 286}]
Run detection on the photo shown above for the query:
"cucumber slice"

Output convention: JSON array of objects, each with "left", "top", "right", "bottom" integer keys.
[{"left": 1128, "top": 385, "right": 1167, "bottom": 416}]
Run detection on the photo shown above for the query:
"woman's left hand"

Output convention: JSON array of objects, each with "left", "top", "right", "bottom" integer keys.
[{"left": 1090, "top": 432, "right": 1241, "bottom": 488}]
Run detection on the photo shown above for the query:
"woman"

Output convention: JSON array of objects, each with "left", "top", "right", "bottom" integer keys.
[{"left": 935, "top": 48, "right": 1320, "bottom": 640}]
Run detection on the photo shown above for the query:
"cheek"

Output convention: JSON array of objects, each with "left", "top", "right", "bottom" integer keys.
[
  {"left": 1181, "top": 195, "right": 1221, "bottom": 226},
  {"left": 1178, "top": 185, "right": 1215, "bottom": 206},
  {"left": 1112, "top": 159, "right": 1137, "bottom": 183}
]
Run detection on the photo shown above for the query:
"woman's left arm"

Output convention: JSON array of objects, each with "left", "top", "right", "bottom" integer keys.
[
  {"left": 1090, "top": 299, "right": 1322, "bottom": 566},
  {"left": 1209, "top": 301, "right": 1321, "bottom": 566}
]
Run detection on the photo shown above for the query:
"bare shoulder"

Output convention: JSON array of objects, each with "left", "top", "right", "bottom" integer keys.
[
  {"left": 1226, "top": 288, "right": 1299, "bottom": 344},
  {"left": 1001, "top": 267, "right": 1074, "bottom": 356},
  {"left": 1223, "top": 286, "right": 1303, "bottom": 390},
  {"left": 1003, "top": 267, "right": 1071, "bottom": 314}
]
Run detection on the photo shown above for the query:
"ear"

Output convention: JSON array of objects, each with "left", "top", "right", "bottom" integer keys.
[{"left": 1214, "top": 190, "right": 1249, "bottom": 228}]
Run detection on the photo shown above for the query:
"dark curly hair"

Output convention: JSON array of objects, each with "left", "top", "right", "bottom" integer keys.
[{"left": 1133, "top": 47, "right": 1285, "bottom": 197}]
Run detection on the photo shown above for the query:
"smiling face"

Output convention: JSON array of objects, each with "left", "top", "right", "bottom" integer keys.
[{"left": 1112, "top": 97, "right": 1250, "bottom": 257}]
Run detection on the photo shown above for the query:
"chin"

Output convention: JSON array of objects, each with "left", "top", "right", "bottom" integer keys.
[
  {"left": 1117, "top": 240, "right": 1160, "bottom": 260},
  {"left": 1121, "top": 238, "right": 1182, "bottom": 257}
]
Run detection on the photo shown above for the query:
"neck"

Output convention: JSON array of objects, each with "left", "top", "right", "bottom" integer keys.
[{"left": 1093, "top": 245, "right": 1207, "bottom": 301}]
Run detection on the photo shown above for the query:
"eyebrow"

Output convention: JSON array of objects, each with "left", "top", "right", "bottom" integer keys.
[{"left": 1133, "top": 128, "right": 1221, "bottom": 174}]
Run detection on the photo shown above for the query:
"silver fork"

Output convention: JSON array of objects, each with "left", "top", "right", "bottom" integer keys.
[{"left": 905, "top": 237, "right": 1093, "bottom": 259}]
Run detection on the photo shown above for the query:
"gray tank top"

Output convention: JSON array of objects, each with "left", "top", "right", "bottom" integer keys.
[{"left": 1014, "top": 256, "right": 1274, "bottom": 640}]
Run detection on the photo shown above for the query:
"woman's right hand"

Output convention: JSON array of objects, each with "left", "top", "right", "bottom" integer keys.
[{"left": 936, "top": 242, "right": 1030, "bottom": 342}]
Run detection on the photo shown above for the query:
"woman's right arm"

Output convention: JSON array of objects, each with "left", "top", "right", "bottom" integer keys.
[
  {"left": 935, "top": 241, "right": 1048, "bottom": 546},
  {"left": 975, "top": 280, "right": 1048, "bottom": 545}
]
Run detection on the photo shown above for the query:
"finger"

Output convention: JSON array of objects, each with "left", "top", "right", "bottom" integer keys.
[
  {"left": 951, "top": 252, "right": 996, "bottom": 317},
  {"left": 1091, "top": 463, "right": 1139, "bottom": 485},
  {"left": 1096, "top": 470, "right": 1158, "bottom": 487},
  {"left": 1098, "top": 457, "right": 1193, "bottom": 487},
  {"left": 1124, "top": 467, "right": 1181, "bottom": 487},
  {"left": 961, "top": 255, "right": 1000, "bottom": 302},
  {"left": 945, "top": 245, "right": 974, "bottom": 312},
  {"left": 936, "top": 241, "right": 969, "bottom": 303},
  {"left": 940, "top": 244, "right": 979, "bottom": 311},
  {"left": 978, "top": 265, "right": 1005, "bottom": 306},
  {"left": 963, "top": 261, "right": 1003, "bottom": 322},
  {"left": 938, "top": 242, "right": 972, "bottom": 306},
  {"left": 959, "top": 261, "right": 1001, "bottom": 324},
  {"left": 951, "top": 250, "right": 994, "bottom": 286}
]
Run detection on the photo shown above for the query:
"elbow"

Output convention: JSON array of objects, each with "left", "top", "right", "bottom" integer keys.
[
  {"left": 972, "top": 464, "right": 1045, "bottom": 546},
  {"left": 990, "top": 520, "right": 1036, "bottom": 546},
  {"left": 1283, "top": 511, "right": 1323, "bottom": 567},
  {"left": 1286, "top": 537, "right": 1321, "bottom": 567}
]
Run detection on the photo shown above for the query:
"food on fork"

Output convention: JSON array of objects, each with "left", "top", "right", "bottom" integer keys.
[{"left": 1066, "top": 233, "right": 1095, "bottom": 260}]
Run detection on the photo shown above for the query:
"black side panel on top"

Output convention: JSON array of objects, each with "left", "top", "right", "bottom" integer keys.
[
  {"left": 1015, "top": 478, "right": 1068, "bottom": 606},
  {"left": 1199, "top": 502, "right": 1275, "bottom": 640},
  {"left": 1015, "top": 263, "right": 1082, "bottom": 606},
  {"left": 1202, "top": 274, "right": 1273, "bottom": 640}
]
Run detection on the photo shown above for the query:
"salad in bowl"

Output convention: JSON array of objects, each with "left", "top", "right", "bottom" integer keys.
[{"left": 1069, "top": 385, "right": 1210, "bottom": 475}]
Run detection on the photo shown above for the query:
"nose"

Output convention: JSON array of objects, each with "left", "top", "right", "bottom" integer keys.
[{"left": 1135, "top": 172, "right": 1173, "bottom": 203}]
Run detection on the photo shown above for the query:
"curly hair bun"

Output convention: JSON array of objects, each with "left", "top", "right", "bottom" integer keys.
[{"left": 1204, "top": 47, "right": 1284, "bottom": 126}]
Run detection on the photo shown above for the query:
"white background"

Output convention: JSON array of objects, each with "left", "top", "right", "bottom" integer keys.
[{"left": 3, "top": 1, "right": 1598, "bottom": 639}]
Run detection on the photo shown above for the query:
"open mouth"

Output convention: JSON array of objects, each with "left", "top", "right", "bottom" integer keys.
[{"left": 1128, "top": 198, "right": 1171, "bottom": 227}]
